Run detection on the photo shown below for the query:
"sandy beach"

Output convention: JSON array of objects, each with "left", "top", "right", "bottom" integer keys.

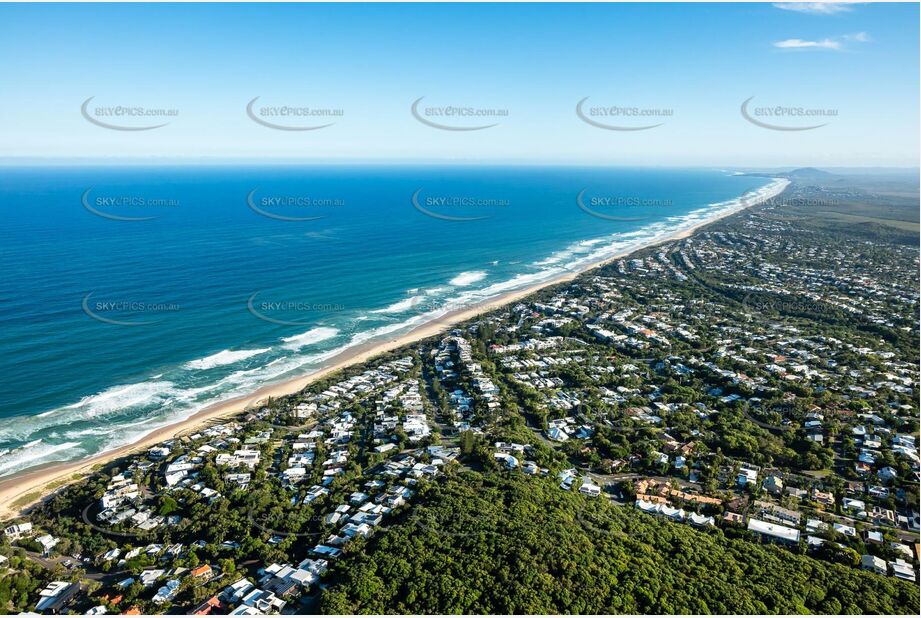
[{"left": 0, "top": 178, "right": 789, "bottom": 522}]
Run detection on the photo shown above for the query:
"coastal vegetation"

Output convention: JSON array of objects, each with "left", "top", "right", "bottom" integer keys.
[{"left": 320, "top": 471, "right": 919, "bottom": 614}]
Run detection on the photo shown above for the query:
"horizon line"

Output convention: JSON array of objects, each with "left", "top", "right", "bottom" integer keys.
[{"left": 0, "top": 158, "right": 918, "bottom": 171}]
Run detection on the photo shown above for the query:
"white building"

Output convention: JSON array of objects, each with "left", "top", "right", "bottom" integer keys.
[{"left": 747, "top": 518, "right": 800, "bottom": 544}]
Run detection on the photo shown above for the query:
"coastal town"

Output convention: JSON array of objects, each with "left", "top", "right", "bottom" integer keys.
[{"left": 1, "top": 173, "right": 918, "bottom": 614}]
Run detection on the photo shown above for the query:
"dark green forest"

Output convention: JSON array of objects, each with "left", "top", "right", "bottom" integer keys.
[{"left": 320, "top": 471, "right": 919, "bottom": 614}]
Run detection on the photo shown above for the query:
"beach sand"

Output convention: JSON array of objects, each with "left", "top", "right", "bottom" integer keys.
[{"left": 0, "top": 178, "right": 789, "bottom": 521}]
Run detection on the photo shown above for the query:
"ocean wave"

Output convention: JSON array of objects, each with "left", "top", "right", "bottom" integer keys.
[
  {"left": 533, "top": 254, "right": 565, "bottom": 266},
  {"left": 0, "top": 380, "right": 178, "bottom": 443},
  {"left": 0, "top": 440, "right": 84, "bottom": 478},
  {"left": 58, "top": 417, "right": 156, "bottom": 439},
  {"left": 449, "top": 271, "right": 487, "bottom": 286},
  {"left": 370, "top": 295, "right": 426, "bottom": 314},
  {"left": 61, "top": 380, "right": 176, "bottom": 412},
  {"left": 85, "top": 369, "right": 311, "bottom": 457},
  {"left": 544, "top": 177, "right": 789, "bottom": 277},
  {"left": 349, "top": 318, "right": 425, "bottom": 346},
  {"left": 54, "top": 427, "right": 114, "bottom": 438},
  {"left": 532, "top": 239, "right": 604, "bottom": 267},
  {"left": 471, "top": 268, "right": 566, "bottom": 299},
  {"left": 184, "top": 348, "right": 271, "bottom": 370},
  {"left": 280, "top": 326, "right": 339, "bottom": 350}
]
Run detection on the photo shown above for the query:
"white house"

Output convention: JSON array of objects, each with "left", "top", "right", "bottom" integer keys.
[
  {"left": 35, "top": 534, "right": 59, "bottom": 555},
  {"left": 3, "top": 522, "right": 32, "bottom": 540},
  {"left": 747, "top": 518, "right": 800, "bottom": 544},
  {"left": 860, "top": 554, "right": 887, "bottom": 575}
]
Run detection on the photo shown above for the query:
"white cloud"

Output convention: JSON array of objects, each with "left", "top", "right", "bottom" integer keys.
[
  {"left": 843, "top": 31, "right": 871, "bottom": 42},
  {"left": 774, "top": 37, "right": 843, "bottom": 50},
  {"left": 773, "top": 3, "right": 855, "bottom": 14},
  {"left": 773, "top": 31, "right": 871, "bottom": 51}
]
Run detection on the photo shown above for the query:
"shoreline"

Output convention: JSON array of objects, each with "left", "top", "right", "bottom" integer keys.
[{"left": 0, "top": 177, "right": 790, "bottom": 522}]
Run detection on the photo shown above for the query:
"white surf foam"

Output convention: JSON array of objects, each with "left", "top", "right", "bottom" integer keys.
[
  {"left": 280, "top": 326, "right": 339, "bottom": 350},
  {"left": 184, "top": 348, "right": 271, "bottom": 370},
  {"left": 449, "top": 271, "right": 487, "bottom": 286},
  {"left": 371, "top": 295, "right": 427, "bottom": 314},
  {"left": 0, "top": 440, "right": 84, "bottom": 477},
  {"left": 0, "top": 380, "right": 179, "bottom": 444}
]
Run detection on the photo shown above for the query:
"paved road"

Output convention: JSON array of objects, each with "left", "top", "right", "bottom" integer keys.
[{"left": 22, "top": 549, "right": 128, "bottom": 584}]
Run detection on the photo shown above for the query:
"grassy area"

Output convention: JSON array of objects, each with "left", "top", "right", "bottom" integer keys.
[
  {"left": 8, "top": 475, "right": 83, "bottom": 513},
  {"left": 10, "top": 490, "right": 43, "bottom": 511},
  {"left": 813, "top": 210, "right": 920, "bottom": 232}
]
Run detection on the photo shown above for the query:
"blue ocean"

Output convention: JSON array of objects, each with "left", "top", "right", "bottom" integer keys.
[{"left": 0, "top": 166, "right": 778, "bottom": 476}]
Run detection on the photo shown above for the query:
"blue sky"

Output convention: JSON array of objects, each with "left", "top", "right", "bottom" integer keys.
[{"left": 0, "top": 2, "right": 917, "bottom": 166}]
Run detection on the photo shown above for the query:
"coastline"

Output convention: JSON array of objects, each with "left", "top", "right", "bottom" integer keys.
[{"left": 0, "top": 177, "right": 790, "bottom": 522}]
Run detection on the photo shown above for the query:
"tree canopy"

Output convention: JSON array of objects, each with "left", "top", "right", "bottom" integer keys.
[{"left": 321, "top": 471, "right": 919, "bottom": 614}]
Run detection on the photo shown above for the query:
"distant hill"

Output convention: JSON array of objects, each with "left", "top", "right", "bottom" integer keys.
[
  {"left": 784, "top": 167, "right": 836, "bottom": 180},
  {"left": 740, "top": 167, "right": 836, "bottom": 182},
  {"left": 769, "top": 168, "right": 920, "bottom": 232}
]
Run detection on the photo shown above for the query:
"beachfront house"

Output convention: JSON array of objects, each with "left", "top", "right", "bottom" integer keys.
[{"left": 3, "top": 522, "right": 32, "bottom": 540}]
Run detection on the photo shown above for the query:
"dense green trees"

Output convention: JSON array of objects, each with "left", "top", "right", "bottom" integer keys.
[
  {"left": 0, "top": 549, "right": 50, "bottom": 612},
  {"left": 321, "top": 471, "right": 919, "bottom": 614}
]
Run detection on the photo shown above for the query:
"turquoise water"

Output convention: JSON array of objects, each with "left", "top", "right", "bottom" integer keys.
[{"left": 0, "top": 166, "right": 776, "bottom": 476}]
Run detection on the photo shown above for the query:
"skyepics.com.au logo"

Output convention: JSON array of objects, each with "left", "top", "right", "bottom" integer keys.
[
  {"left": 411, "top": 189, "right": 510, "bottom": 222},
  {"left": 407, "top": 297, "right": 510, "bottom": 317},
  {"left": 742, "top": 292, "right": 816, "bottom": 314},
  {"left": 81, "top": 97, "right": 178, "bottom": 131},
  {"left": 411, "top": 97, "right": 508, "bottom": 131},
  {"left": 576, "top": 97, "right": 673, "bottom": 131},
  {"left": 247, "top": 291, "right": 345, "bottom": 326},
  {"left": 576, "top": 190, "right": 670, "bottom": 221},
  {"left": 82, "top": 292, "right": 180, "bottom": 326},
  {"left": 82, "top": 188, "right": 179, "bottom": 221},
  {"left": 740, "top": 96, "right": 837, "bottom": 131},
  {"left": 741, "top": 291, "right": 870, "bottom": 323},
  {"left": 247, "top": 189, "right": 344, "bottom": 221},
  {"left": 246, "top": 97, "right": 344, "bottom": 131},
  {"left": 762, "top": 196, "right": 843, "bottom": 209}
]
